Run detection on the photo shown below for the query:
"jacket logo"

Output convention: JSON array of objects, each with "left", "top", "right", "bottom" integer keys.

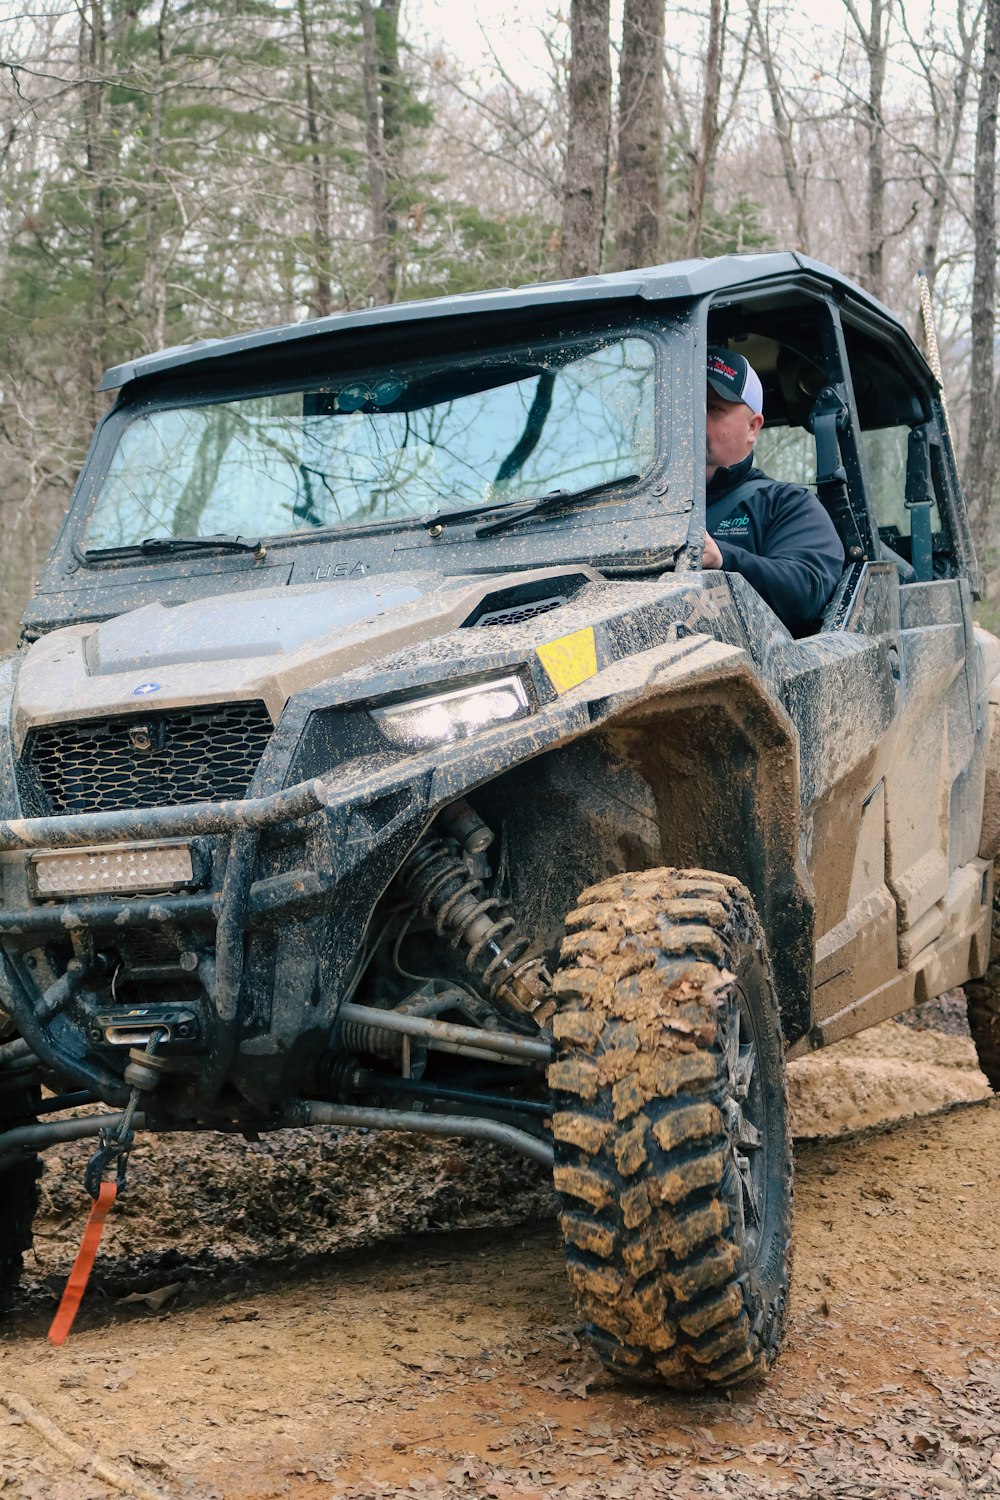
[{"left": 716, "top": 514, "right": 749, "bottom": 532}]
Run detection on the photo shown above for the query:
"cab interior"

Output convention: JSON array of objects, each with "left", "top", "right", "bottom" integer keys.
[{"left": 706, "top": 288, "right": 961, "bottom": 608}]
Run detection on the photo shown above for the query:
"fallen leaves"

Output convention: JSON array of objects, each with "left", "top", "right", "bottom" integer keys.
[
  {"left": 117, "top": 1281, "right": 184, "bottom": 1312},
  {"left": 1, "top": 1043, "right": 997, "bottom": 1500},
  {"left": 531, "top": 1366, "right": 599, "bottom": 1399},
  {"left": 909, "top": 1430, "right": 942, "bottom": 1460}
]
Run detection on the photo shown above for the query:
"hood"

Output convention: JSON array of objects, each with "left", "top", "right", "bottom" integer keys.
[
  {"left": 11, "top": 568, "right": 597, "bottom": 747},
  {"left": 83, "top": 580, "right": 426, "bottom": 673}
]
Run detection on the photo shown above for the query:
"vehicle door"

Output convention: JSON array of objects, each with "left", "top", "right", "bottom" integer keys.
[
  {"left": 802, "top": 311, "right": 986, "bottom": 1039},
  {"left": 738, "top": 303, "right": 903, "bottom": 1041}
]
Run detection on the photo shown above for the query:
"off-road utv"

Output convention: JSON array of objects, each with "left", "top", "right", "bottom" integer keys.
[{"left": 1, "top": 252, "right": 999, "bottom": 1386}]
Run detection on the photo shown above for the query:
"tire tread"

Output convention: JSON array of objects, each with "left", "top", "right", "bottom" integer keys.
[{"left": 548, "top": 868, "right": 792, "bottom": 1390}]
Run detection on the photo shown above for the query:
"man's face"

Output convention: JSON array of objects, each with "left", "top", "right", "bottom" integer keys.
[{"left": 706, "top": 385, "right": 764, "bottom": 480}]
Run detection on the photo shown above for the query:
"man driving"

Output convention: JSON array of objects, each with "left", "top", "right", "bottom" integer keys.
[{"left": 702, "top": 348, "right": 845, "bottom": 636}]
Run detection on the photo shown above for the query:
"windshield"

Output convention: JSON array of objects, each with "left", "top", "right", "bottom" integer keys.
[{"left": 84, "top": 335, "right": 657, "bottom": 549}]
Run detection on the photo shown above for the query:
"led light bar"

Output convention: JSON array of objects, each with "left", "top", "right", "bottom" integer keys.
[
  {"left": 371, "top": 676, "right": 531, "bottom": 752},
  {"left": 29, "top": 840, "right": 196, "bottom": 899}
]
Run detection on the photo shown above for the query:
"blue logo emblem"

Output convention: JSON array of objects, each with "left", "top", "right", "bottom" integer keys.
[{"left": 132, "top": 682, "right": 161, "bottom": 697}]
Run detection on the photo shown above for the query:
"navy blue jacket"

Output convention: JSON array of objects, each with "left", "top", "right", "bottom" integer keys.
[{"left": 707, "top": 454, "right": 845, "bottom": 637}]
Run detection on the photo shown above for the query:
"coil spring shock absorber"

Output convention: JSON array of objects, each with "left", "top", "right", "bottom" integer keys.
[{"left": 399, "top": 819, "right": 554, "bottom": 1026}]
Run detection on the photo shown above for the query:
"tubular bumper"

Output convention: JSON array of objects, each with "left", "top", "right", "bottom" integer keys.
[
  {"left": 0, "top": 774, "right": 336, "bottom": 850},
  {"left": 0, "top": 697, "right": 592, "bottom": 1103},
  {"left": 0, "top": 774, "right": 382, "bottom": 1103},
  {"left": 0, "top": 777, "right": 340, "bottom": 934}
]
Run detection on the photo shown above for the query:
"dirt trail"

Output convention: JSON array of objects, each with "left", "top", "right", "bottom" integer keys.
[{"left": 1, "top": 1014, "right": 998, "bottom": 1500}]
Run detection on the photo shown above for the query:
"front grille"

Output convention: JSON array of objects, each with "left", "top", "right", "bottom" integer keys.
[{"left": 19, "top": 701, "right": 273, "bottom": 815}]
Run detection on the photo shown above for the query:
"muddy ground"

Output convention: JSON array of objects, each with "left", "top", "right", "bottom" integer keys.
[{"left": 1, "top": 998, "right": 998, "bottom": 1500}]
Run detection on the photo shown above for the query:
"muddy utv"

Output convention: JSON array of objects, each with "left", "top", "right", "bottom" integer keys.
[{"left": 1, "top": 252, "right": 998, "bottom": 1386}]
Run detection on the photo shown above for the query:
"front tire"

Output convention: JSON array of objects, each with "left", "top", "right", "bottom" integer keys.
[
  {"left": 548, "top": 868, "right": 792, "bottom": 1389},
  {"left": 0, "top": 1080, "right": 41, "bottom": 1312}
]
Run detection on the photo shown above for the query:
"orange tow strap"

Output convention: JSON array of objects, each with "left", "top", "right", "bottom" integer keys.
[{"left": 47, "top": 1181, "right": 118, "bottom": 1345}]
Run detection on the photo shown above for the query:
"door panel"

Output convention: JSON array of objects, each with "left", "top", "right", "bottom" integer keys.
[
  {"left": 803, "top": 570, "right": 989, "bottom": 1040},
  {"left": 885, "top": 580, "right": 973, "bottom": 940},
  {"left": 779, "top": 564, "right": 901, "bottom": 1025},
  {"left": 812, "top": 779, "right": 900, "bottom": 1020}
]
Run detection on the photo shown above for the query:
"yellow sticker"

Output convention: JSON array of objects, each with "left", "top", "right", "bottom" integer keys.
[{"left": 536, "top": 627, "right": 598, "bottom": 695}]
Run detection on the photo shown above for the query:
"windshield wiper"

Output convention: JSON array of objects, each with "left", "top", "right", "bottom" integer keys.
[
  {"left": 422, "top": 476, "right": 640, "bottom": 539},
  {"left": 474, "top": 475, "right": 640, "bottom": 537},
  {"left": 85, "top": 534, "right": 266, "bottom": 561}
]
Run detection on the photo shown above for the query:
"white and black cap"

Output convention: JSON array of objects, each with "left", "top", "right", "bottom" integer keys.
[{"left": 707, "top": 347, "right": 764, "bottom": 416}]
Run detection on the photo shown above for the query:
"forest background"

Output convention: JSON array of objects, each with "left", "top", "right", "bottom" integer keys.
[{"left": 1, "top": 0, "right": 999, "bottom": 647}]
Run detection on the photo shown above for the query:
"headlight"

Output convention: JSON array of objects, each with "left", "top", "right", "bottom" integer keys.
[
  {"left": 29, "top": 840, "right": 196, "bottom": 899},
  {"left": 371, "top": 676, "right": 531, "bottom": 751}
]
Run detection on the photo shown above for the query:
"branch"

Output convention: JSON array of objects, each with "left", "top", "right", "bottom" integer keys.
[{"left": 1, "top": 1392, "right": 170, "bottom": 1500}]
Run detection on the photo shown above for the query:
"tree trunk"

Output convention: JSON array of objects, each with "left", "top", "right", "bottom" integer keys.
[
  {"left": 685, "top": 0, "right": 724, "bottom": 258},
  {"left": 966, "top": 0, "right": 1000, "bottom": 535},
  {"left": 749, "top": 0, "right": 808, "bottom": 253},
  {"left": 80, "top": 0, "right": 111, "bottom": 413},
  {"left": 844, "top": 0, "right": 891, "bottom": 299},
  {"left": 865, "top": 0, "right": 888, "bottom": 298},
  {"left": 360, "top": 0, "right": 390, "bottom": 305},
  {"left": 377, "top": 0, "right": 402, "bottom": 297},
  {"left": 142, "top": 0, "right": 169, "bottom": 348},
  {"left": 559, "top": 0, "right": 612, "bottom": 279},
  {"left": 614, "top": 0, "right": 664, "bottom": 270},
  {"left": 297, "top": 0, "right": 332, "bottom": 317}
]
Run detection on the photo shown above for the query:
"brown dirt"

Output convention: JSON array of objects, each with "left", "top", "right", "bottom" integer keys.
[{"left": 1, "top": 1014, "right": 998, "bottom": 1500}]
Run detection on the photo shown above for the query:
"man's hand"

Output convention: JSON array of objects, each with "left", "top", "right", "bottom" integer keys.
[{"left": 702, "top": 533, "right": 723, "bottom": 569}]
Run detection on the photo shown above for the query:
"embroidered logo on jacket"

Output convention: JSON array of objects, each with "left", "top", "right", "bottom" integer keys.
[{"left": 715, "top": 513, "right": 750, "bottom": 533}]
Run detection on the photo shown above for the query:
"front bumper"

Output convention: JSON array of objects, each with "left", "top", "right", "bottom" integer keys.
[{"left": 0, "top": 690, "right": 594, "bottom": 1108}]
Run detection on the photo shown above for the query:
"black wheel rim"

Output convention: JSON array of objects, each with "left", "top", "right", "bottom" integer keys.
[{"left": 723, "top": 986, "right": 766, "bottom": 1261}]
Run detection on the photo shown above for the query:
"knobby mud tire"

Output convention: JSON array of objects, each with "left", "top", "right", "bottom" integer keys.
[
  {"left": 548, "top": 868, "right": 792, "bottom": 1389},
  {"left": 0, "top": 1083, "right": 40, "bottom": 1311},
  {"left": 964, "top": 868, "right": 1000, "bottom": 1091}
]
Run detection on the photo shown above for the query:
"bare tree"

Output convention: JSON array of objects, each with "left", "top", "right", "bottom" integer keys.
[
  {"left": 966, "top": 0, "right": 1000, "bottom": 533},
  {"left": 378, "top": 0, "right": 403, "bottom": 295},
  {"left": 140, "top": 0, "right": 170, "bottom": 349},
  {"left": 361, "top": 0, "right": 391, "bottom": 303},
  {"left": 843, "top": 0, "right": 893, "bottom": 298},
  {"left": 899, "top": 0, "right": 981, "bottom": 300},
  {"left": 79, "top": 0, "right": 113, "bottom": 412},
  {"left": 748, "top": 0, "right": 808, "bottom": 252},
  {"left": 614, "top": 0, "right": 664, "bottom": 269},
  {"left": 559, "top": 0, "right": 611, "bottom": 278},
  {"left": 685, "top": 0, "right": 724, "bottom": 257},
  {"left": 297, "top": 0, "right": 333, "bottom": 317}
]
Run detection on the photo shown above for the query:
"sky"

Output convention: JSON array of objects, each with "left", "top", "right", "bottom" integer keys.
[
  {"left": 407, "top": 0, "right": 567, "bottom": 86},
  {"left": 407, "top": 0, "right": 952, "bottom": 92}
]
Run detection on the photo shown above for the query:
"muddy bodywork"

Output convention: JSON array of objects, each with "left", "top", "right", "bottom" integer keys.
[
  {"left": 0, "top": 251, "right": 997, "bottom": 1154},
  {"left": 0, "top": 567, "right": 811, "bottom": 1104}
]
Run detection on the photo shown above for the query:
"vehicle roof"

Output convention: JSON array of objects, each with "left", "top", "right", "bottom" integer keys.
[{"left": 100, "top": 252, "right": 910, "bottom": 392}]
